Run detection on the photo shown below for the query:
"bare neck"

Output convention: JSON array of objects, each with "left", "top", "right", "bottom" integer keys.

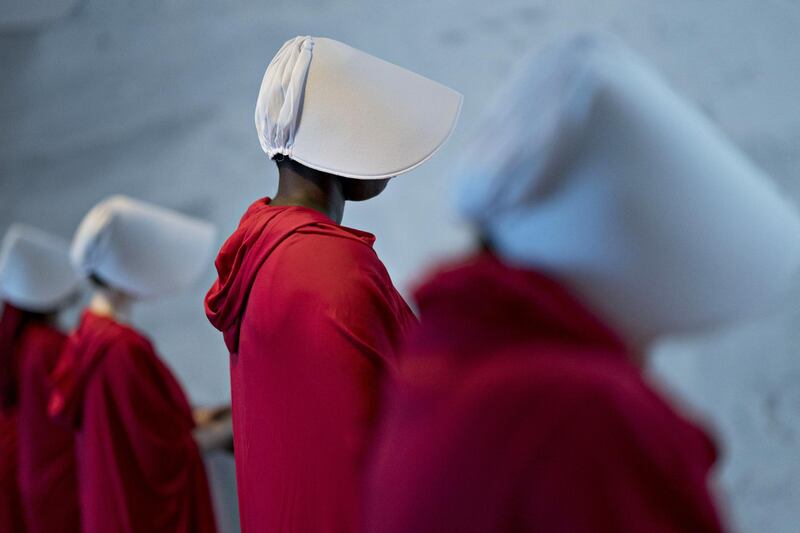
[
  {"left": 89, "top": 288, "right": 133, "bottom": 323},
  {"left": 270, "top": 160, "right": 345, "bottom": 224}
]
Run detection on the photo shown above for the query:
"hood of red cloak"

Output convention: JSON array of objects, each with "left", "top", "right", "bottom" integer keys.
[
  {"left": 0, "top": 302, "right": 45, "bottom": 409},
  {"left": 205, "top": 197, "right": 377, "bottom": 355},
  {"left": 410, "top": 252, "right": 630, "bottom": 360},
  {"left": 48, "top": 311, "right": 123, "bottom": 429}
]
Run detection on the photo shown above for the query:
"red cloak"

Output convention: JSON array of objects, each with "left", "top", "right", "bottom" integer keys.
[
  {"left": 0, "top": 303, "right": 27, "bottom": 533},
  {"left": 363, "top": 252, "right": 725, "bottom": 533},
  {"left": 49, "top": 311, "right": 217, "bottom": 533},
  {"left": 13, "top": 309, "right": 80, "bottom": 533},
  {"left": 205, "top": 198, "right": 416, "bottom": 533},
  {"left": 2, "top": 302, "right": 78, "bottom": 533},
  {"left": 0, "top": 410, "right": 25, "bottom": 533}
]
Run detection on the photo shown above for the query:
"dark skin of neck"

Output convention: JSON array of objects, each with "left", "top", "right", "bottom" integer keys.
[{"left": 270, "top": 158, "right": 390, "bottom": 224}]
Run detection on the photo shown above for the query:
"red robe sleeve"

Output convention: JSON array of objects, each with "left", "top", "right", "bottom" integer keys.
[
  {"left": 79, "top": 336, "right": 216, "bottom": 533},
  {"left": 521, "top": 386, "right": 724, "bottom": 532}
]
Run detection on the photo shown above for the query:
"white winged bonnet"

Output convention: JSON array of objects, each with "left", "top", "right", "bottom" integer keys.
[
  {"left": 455, "top": 33, "right": 800, "bottom": 344},
  {"left": 71, "top": 196, "right": 216, "bottom": 299},
  {"left": 0, "top": 225, "right": 82, "bottom": 312},
  {"left": 255, "top": 36, "right": 463, "bottom": 179}
]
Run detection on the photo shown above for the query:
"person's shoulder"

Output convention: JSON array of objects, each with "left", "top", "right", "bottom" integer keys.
[
  {"left": 265, "top": 224, "right": 387, "bottom": 294},
  {"left": 22, "top": 322, "right": 67, "bottom": 351},
  {"left": 467, "top": 344, "right": 632, "bottom": 389},
  {"left": 83, "top": 314, "right": 148, "bottom": 349},
  {"left": 18, "top": 323, "right": 67, "bottom": 372},
  {"left": 459, "top": 345, "right": 675, "bottom": 433},
  {"left": 288, "top": 224, "right": 379, "bottom": 266},
  {"left": 89, "top": 320, "right": 157, "bottom": 376}
]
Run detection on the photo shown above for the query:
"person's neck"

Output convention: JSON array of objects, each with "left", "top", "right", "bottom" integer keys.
[
  {"left": 89, "top": 289, "right": 133, "bottom": 323},
  {"left": 270, "top": 160, "right": 345, "bottom": 224}
]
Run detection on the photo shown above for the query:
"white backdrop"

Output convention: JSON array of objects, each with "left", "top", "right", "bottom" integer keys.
[{"left": 2, "top": 1, "right": 800, "bottom": 531}]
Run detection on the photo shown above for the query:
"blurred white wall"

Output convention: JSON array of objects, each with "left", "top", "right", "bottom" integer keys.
[{"left": 2, "top": 1, "right": 800, "bottom": 531}]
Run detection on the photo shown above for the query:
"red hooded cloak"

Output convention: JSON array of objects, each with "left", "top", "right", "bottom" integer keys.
[
  {"left": 49, "top": 311, "right": 217, "bottom": 533},
  {"left": 205, "top": 198, "right": 416, "bottom": 533},
  {"left": 0, "top": 410, "right": 25, "bottom": 533},
  {"left": 0, "top": 303, "right": 26, "bottom": 533},
  {"left": 363, "top": 252, "right": 725, "bottom": 533},
  {"left": 2, "top": 303, "right": 80, "bottom": 533}
]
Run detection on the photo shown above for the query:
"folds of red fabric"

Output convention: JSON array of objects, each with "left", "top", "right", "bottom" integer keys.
[
  {"left": 49, "top": 311, "right": 217, "bottom": 533},
  {"left": 0, "top": 411, "right": 26, "bottom": 533},
  {"left": 0, "top": 303, "right": 37, "bottom": 409},
  {"left": 363, "top": 252, "right": 725, "bottom": 533},
  {"left": 205, "top": 199, "right": 417, "bottom": 533},
  {"left": 0, "top": 303, "right": 27, "bottom": 533},
  {"left": 2, "top": 303, "right": 66, "bottom": 533},
  {"left": 15, "top": 321, "right": 80, "bottom": 533}
]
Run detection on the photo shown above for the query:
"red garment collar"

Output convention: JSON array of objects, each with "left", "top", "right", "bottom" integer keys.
[{"left": 205, "top": 197, "right": 377, "bottom": 354}]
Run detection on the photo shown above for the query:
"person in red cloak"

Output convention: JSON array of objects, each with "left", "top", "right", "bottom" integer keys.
[
  {"left": 362, "top": 35, "right": 800, "bottom": 532},
  {"left": 204, "top": 35, "right": 460, "bottom": 533},
  {"left": 3, "top": 304, "right": 81, "bottom": 533},
  {"left": 0, "top": 225, "right": 83, "bottom": 533},
  {"left": 49, "top": 196, "right": 219, "bottom": 533},
  {"left": 205, "top": 166, "right": 418, "bottom": 533},
  {"left": 364, "top": 254, "right": 726, "bottom": 532},
  {"left": 49, "top": 308, "right": 219, "bottom": 533}
]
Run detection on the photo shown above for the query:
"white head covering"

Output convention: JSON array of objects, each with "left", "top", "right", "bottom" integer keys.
[
  {"left": 255, "top": 36, "right": 463, "bottom": 179},
  {"left": 0, "top": 224, "right": 81, "bottom": 312},
  {"left": 455, "top": 33, "right": 800, "bottom": 344},
  {"left": 71, "top": 196, "right": 216, "bottom": 299}
]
